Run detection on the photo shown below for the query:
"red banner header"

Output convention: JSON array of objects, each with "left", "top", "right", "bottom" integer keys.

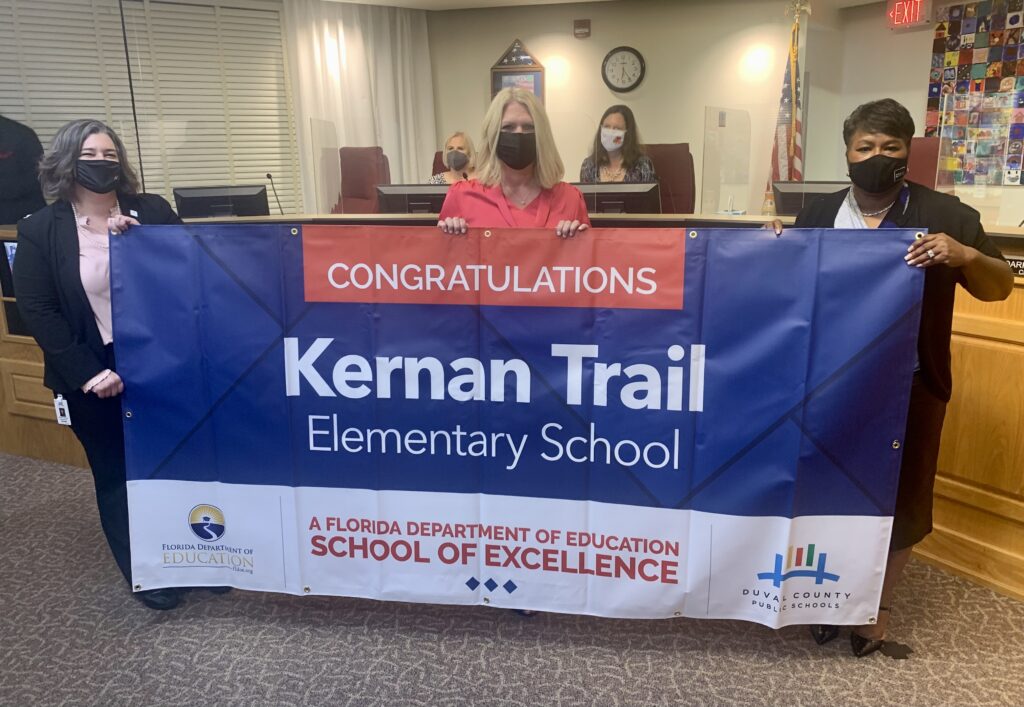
[{"left": 302, "top": 226, "right": 685, "bottom": 310}]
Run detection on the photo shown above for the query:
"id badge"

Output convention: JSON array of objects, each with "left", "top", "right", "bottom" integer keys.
[{"left": 54, "top": 395, "right": 71, "bottom": 426}]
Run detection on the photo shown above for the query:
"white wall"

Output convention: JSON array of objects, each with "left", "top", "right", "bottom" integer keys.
[
  {"left": 426, "top": 0, "right": 792, "bottom": 212},
  {"left": 803, "top": 1, "right": 934, "bottom": 180}
]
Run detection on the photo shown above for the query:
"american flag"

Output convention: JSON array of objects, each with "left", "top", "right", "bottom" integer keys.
[{"left": 771, "top": 18, "right": 804, "bottom": 182}]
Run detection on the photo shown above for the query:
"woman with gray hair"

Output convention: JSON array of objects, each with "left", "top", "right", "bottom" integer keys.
[{"left": 13, "top": 119, "right": 191, "bottom": 610}]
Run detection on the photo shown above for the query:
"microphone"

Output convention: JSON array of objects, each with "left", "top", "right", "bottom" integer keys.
[
  {"left": 462, "top": 172, "right": 469, "bottom": 181},
  {"left": 266, "top": 172, "right": 284, "bottom": 215}
]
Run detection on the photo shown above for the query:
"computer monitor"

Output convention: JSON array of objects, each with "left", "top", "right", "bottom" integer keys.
[
  {"left": 1, "top": 239, "right": 16, "bottom": 298},
  {"left": 173, "top": 185, "right": 270, "bottom": 219},
  {"left": 377, "top": 185, "right": 449, "bottom": 214},
  {"left": 772, "top": 181, "right": 848, "bottom": 216},
  {"left": 572, "top": 183, "right": 661, "bottom": 214}
]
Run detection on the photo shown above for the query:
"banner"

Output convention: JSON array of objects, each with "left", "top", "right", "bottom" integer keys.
[{"left": 112, "top": 225, "right": 923, "bottom": 627}]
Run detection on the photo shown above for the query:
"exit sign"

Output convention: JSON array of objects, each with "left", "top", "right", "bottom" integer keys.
[{"left": 887, "top": 0, "right": 932, "bottom": 30}]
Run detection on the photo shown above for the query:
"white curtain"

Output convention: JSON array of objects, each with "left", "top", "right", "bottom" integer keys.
[{"left": 284, "top": 0, "right": 437, "bottom": 211}]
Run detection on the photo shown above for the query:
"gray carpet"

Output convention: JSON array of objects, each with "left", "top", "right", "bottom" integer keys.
[{"left": 2, "top": 451, "right": 1024, "bottom": 706}]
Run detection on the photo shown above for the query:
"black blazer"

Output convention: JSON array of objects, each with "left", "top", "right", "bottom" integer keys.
[{"left": 14, "top": 193, "right": 182, "bottom": 394}]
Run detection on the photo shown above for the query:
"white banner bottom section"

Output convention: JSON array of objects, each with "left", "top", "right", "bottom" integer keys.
[{"left": 128, "top": 481, "right": 891, "bottom": 627}]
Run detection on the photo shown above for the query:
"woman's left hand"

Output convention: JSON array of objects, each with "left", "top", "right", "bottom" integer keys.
[
  {"left": 905, "top": 233, "right": 972, "bottom": 268},
  {"left": 108, "top": 215, "right": 141, "bottom": 235},
  {"left": 555, "top": 220, "right": 588, "bottom": 239}
]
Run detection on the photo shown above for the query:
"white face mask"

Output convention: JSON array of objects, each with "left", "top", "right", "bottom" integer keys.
[{"left": 601, "top": 127, "right": 626, "bottom": 152}]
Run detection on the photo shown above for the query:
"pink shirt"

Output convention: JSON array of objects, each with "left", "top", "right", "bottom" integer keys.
[
  {"left": 75, "top": 208, "right": 116, "bottom": 345},
  {"left": 439, "top": 179, "right": 590, "bottom": 229}
]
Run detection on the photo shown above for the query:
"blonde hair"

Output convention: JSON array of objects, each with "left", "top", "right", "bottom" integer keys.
[
  {"left": 443, "top": 131, "right": 476, "bottom": 172},
  {"left": 475, "top": 88, "right": 564, "bottom": 189}
]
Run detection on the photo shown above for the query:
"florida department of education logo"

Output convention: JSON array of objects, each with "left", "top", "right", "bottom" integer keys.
[
  {"left": 188, "top": 504, "right": 226, "bottom": 542},
  {"left": 756, "top": 543, "right": 839, "bottom": 588}
]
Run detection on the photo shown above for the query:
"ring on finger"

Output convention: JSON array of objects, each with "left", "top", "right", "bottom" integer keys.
[{"left": 926, "top": 249, "right": 935, "bottom": 259}]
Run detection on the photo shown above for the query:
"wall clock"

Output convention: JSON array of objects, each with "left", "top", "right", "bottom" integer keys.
[{"left": 602, "top": 46, "right": 645, "bottom": 92}]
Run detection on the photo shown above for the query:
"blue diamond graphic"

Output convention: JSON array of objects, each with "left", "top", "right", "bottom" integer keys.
[
  {"left": 503, "top": 580, "right": 517, "bottom": 593},
  {"left": 466, "top": 577, "right": 480, "bottom": 590},
  {"left": 484, "top": 578, "right": 498, "bottom": 592}
]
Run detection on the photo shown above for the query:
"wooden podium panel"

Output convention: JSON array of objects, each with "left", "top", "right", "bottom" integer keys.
[{"left": 916, "top": 270, "right": 1024, "bottom": 600}]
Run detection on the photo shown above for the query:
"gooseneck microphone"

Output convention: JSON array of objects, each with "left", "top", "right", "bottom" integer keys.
[{"left": 266, "top": 172, "right": 284, "bottom": 215}]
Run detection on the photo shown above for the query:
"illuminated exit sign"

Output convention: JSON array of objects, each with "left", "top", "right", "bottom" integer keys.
[{"left": 887, "top": 0, "right": 932, "bottom": 30}]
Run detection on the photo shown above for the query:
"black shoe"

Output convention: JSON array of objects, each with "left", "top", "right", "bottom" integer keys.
[
  {"left": 809, "top": 624, "right": 839, "bottom": 645},
  {"left": 850, "top": 631, "right": 885, "bottom": 657},
  {"left": 137, "top": 587, "right": 183, "bottom": 611}
]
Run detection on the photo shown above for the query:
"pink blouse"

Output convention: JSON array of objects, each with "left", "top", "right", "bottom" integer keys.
[
  {"left": 439, "top": 179, "right": 590, "bottom": 229},
  {"left": 74, "top": 206, "right": 117, "bottom": 346}
]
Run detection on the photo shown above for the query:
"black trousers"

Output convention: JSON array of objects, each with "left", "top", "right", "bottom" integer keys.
[{"left": 63, "top": 345, "right": 132, "bottom": 585}]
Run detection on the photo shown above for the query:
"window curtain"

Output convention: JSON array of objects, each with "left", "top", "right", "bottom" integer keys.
[{"left": 284, "top": 0, "right": 437, "bottom": 212}]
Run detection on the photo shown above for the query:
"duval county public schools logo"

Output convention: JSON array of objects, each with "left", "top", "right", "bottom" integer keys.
[
  {"left": 757, "top": 543, "right": 839, "bottom": 588},
  {"left": 188, "top": 504, "right": 226, "bottom": 542}
]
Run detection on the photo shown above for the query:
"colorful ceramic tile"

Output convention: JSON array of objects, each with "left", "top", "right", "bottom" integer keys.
[
  {"left": 962, "top": 32, "right": 977, "bottom": 48},
  {"left": 972, "top": 77, "right": 987, "bottom": 91},
  {"left": 928, "top": 96, "right": 942, "bottom": 110},
  {"left": 1007, "top": 28, "right": 1022, "bottom": 42},
  {"left": 947, "top": 34, "right": 963, "bottom": 50},
  {"left": 975, "top": 47, "right": 991, "bottom": 61},
  {"left": 987, "top": 60, "right": 1004, "bottom": 75},
  {"left": 992, "top": 13, "right": 1007, "bottom": 29},
  {"left": 936, "top": 20, "right": 949, "bottom": 36},
  {"left": 931, "top": 67, "right": 944, "bottom": 81},
  {"left": 926, "top": 111, "right": 941, "bottom": 126},
  {"left": 991, "top": 30, "right": 1005, "bottom": 45},
  {"left": 960, "top": 48, "right": 975, "bottom": 63},
  {"left": 972, "top": 61, "right": 989, "bottom": 78},
  {"left": 947, "top": 51, "right": 960, "bottom": 66},
  {"left": 1018, "top": 76, "right": 1024, "bottom": 88},
  {"left": 925, "top": 126, "right": 939, "bottom": 137},
  {"left": 964, "top": 17, "right": 979, "bottom": 31},
  {"left": 1013, "top": 107, "right": 1024, "bottom": 121},
  {"left": 979, "top": 0, "right": 994, "bottom": 14},
  {"left": 1011, "top": 123, "right": 1024, "bottom": 138},
  {"left": 1005, "top": 169, "right": 1021, "bottom": 185},
  {"left": 1010, "top": 0, "right": 1023, "bottom": 12},
  {"left": 978, "top": 18, "right": 991, "bottom": 33},
  {"left": 966, "top": 1, "right": 980, "bottom": 16},
  {"left": 985, "top": 76, "right": 1005, "bottom": 90},
  {"left": 951, "top": 5, "right": 966, "bottom": 20},
  {"left": 1009, "top": 12, "right": 1024, "bottom": 28},
  {"left": 1006, "top": 45, "right": 1019, "bottom": 60},
  {"left": 957, "top": 79, "right": 971, "bottom": 93},
  {"left": 976, "top": 31, "right": 990, "bottom": 46},
  {"left": 1004, "top": 61, "right": 1018, "bottom": 76},
  {"left": 958, "top": 64, "right": 972, "bottom": 80}
]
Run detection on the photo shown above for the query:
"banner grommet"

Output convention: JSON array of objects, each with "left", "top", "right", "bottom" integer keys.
[
  {"left": 303, "top": 586, "right": 311, "bottom": 593},
  {"left": 125, "top": 411, "right": 133, "bottom": 419},
  {"left": 688, "top": 231, "right": 698, "bottom": 239},
  {"left": 290, "top": 227, "right": 299, "bottom": 236},
  {"left": 892, "top": 440, "right": 901, "bottom": 449}
]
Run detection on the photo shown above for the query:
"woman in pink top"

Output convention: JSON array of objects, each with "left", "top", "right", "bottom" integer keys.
[{"left": 438, "top": 87, "right": 589, "bottom": 238}]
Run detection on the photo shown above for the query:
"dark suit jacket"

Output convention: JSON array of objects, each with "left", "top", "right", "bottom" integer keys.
[
  {"left": 14, "top": 193, "right": 182, "bottom": 394},
  {"left": 795, "top": 181, "right": 1004, "bottom": 402}
]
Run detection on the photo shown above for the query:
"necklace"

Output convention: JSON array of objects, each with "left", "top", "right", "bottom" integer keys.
[
  {"left": 503, "top": 184, "right": 538, "bottom": 207},
  {"left": 71, "top": 200, "right": 120, "bottom": 247},
  {"left": 858, "top": 199, "right": 896, "bottom": 217}
]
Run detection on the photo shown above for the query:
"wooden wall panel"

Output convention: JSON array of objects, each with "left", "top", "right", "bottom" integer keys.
[{"left": 916, "top": 274, "right": 1024, "bottom": 601}]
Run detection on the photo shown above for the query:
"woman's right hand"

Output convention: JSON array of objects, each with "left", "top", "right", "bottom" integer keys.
[
  {"left": 91, "top": 371, "right": 125, "bottom": 399},
  {"left": 438, "top": 217, "right": 468, "bottom": 235},
  {"left": 762, "top": 219, "right": 784, "bottom": 236}
]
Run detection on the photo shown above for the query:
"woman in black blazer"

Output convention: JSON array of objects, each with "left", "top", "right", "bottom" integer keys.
[{"left": 14, "top": 119, "right": 190, "bottom": 610}]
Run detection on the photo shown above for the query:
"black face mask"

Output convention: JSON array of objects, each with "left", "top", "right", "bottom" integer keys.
[
  {"left": 496, "top": 132, "right": 536, "bottom": 171},
  {"left": 847, "top": 154, "right": 907, "bottom": 194},
  {"left": 446, "top": 150, "right": 469, "bottom": 172},
  {"left": 76, "top": 159, "right": 122, "bottom": 194}
]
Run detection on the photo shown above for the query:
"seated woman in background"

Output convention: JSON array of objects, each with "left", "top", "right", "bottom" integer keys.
[
  {"left": 579, "top": 105, "right": 656, "bottom": 183},
  {"left": 428, "top": 131, "right": 476, "bottom": 185},
  {"left": 438, "top": 87, "right": 589, "bottom": 238}
]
